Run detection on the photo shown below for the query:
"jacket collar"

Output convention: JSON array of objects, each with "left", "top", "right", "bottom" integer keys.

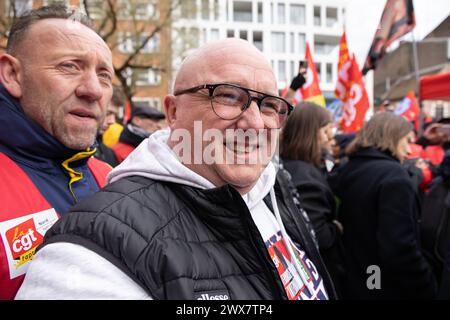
[
  {"left": 0, "top": 85, "right": 96, "bottom": 169},
  {"left": 350, "top": 147, "right": 399, "bottom": 162}
]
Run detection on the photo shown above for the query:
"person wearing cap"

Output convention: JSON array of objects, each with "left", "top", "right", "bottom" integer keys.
[{"left": 112, "top": 103, "right": 166, "bottom": 163}]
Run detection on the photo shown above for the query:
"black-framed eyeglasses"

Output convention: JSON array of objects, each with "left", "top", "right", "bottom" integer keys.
[{"left": 174, "top": 83, "right": 293, "bottom": 129}]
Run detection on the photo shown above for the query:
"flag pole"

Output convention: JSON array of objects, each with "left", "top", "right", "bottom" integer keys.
[{"left": 411, "top": 31, "right": 423, "bottom": 135}]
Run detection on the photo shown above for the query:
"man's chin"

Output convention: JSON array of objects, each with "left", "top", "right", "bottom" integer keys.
[
  {"left": 57, "top": 131, "right": 97, "bottom": 151},
  {"left": 217, "top": 164, "right": 265, "bottom": 193}
]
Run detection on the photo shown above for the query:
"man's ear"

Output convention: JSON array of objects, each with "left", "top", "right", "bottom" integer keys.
[
  {"left": 164, "top": 95, "right": 177, "bottom": 128},
  {"left": 0, "top": 54, "right": 22, "bottom": 98}
]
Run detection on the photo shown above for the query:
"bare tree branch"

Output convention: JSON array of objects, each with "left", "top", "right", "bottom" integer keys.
[
  {"left": 83, "top": 0, "right": 91, "bottom": 18},
  {"left": 100, "top": 0, "right": 117, "bottom": 43}
]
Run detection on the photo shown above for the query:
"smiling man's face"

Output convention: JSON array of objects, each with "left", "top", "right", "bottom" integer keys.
[
  {"left": 16, "top": 19, "right": 113, "bottom": 150},
  {"left": 166, "top": 39, "right": 279, "bottom": 194}
]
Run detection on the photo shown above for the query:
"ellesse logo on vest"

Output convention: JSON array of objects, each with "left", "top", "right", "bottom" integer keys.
[{"left": 195, "top": 290, "right": 230, "bottom": 300}]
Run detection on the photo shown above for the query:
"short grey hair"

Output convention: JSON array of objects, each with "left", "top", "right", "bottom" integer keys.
[{"left": 6, "top": 4, "right": 93, "bottom": 54}]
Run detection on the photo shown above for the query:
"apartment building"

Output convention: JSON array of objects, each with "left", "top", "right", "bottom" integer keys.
[{"left": 171, "top": 0, "right": 347, "bottom": 103}]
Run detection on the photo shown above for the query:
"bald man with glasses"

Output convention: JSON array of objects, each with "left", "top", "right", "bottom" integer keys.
[{"left": 17, "top": 39, "right": 337, "bottom": 300}]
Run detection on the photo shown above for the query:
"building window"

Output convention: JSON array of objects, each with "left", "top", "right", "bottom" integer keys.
[
  {"left": 9, "top": 0, "right": 32, "bottom": 16},
  {"left": 270, "top": 3, "right": 274, "bottom": 24},
  {"left": 84, "top": 0, "right": 105, "bottom": 19},
  {"left": 140, "top": 33, "right": 160, "bottom": 53},
  {"left": 278, "top": 61, "right": 286, "bottom": 82},
  {"left": 253, "top": 31, "right": 263, "bottom": 51},
  {"left": 277, "top": 3, "right": 286, "bottom": 24},
  {"left": 315, "top": 42, "right": 337, "bottom": 55},
  {"left": 118, "top": 32, "right": 160, "bottom": 54},
  {"left": 214, "top": 0, "right": 220, "bottom": 20},
  {"left": 211, "top": 29, "right": 220, "bottom": 41},
  {"left": 117, "top": 0, "right": 131, "bottom": 19},
  {"left": 233, "top": 1, "right": 252, "bottom": 22},
  {"left": 181, "top": 0, "right": 197, "bottom": 19},
  {"left": 118, "top": 32, "right": 134, "bottom": 54},
  {"left": 314, "top": 6, "right": 321, "bottom": 26},
  {"left": 298, "top": 33, "right": 306, "bottom": 55},
  {"left": 271, "top": 32, "right": 286, "bottom": 53},
  {"left": 257, "top": 2, "right": 263, "bottom": 23},
  {"left": 201, "top": 0, "right": 209, "bottom": 20},
  {"left": 290, "top": 32, "right": 295, "bottom": 54},
  {"left": 227, "top": 29, "right": 235, "bottom": 38},
  {"left": 240, "top": 30, "right": 248, "bottom": 40},
  {"left": 326, "top": 7, "right": 338, "bottom": 27},
  {"left": 290, "top": 4, "right": 305, "bottom": 25},
  {"left": 135, "top": 1, "right": 159, "bottom": 20},
  {"left": 316, "top": 63, "right": 322, "bottom": 82},
  {"left": 135, "top": 68, "right": 161, "bottom": 86},
  {"left": 326, "top": 63, "right": 333, "bottom": 83},
  {"left": 291, "top": 61, "right": 296, "bottom": 80}
]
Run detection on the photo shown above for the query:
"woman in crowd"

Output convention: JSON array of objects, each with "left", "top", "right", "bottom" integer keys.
[
  {"left": 328, "top": 112, "right": 436, "bottom": 299},
  {"left": 280, "top": 102, "right": 345, "bottom": 296}
]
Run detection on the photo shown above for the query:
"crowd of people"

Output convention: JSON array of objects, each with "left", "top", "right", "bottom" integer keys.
[{"left": 0, "top": 5, "right": 449, "bottom": 300}]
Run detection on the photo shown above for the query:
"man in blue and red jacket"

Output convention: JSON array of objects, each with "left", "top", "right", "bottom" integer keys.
[{"left": 0, "top": 4, "right": 114, "bottom": 299}]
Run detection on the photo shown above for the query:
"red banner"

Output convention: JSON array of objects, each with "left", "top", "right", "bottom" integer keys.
[
  {"left": 341, "top": 55, "right": 370, "bottom": 133},
  {"left": 300, "top": 43, "right": 325, "bottom": 107},
  {"left": 335, "top": 31, "right": 351, "bottom": 101},
  {"left": 362, "top": 0, "right": 415, "bottom": 75}
]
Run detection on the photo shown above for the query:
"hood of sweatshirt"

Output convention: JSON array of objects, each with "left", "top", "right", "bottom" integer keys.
[{"left": 107, "top": 128, "right": 276, "bottom": 209}]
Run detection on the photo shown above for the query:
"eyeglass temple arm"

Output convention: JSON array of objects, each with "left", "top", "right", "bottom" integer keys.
[{"left": 174, "top": 84, "right": 208, "bottom": 96}]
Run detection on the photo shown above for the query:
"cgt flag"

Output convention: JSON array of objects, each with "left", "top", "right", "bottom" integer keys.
[
  {"left": 394, "top": 90, "right": 420, "bottom": 129},
  {"left": 362, "top": 0, "right": 415, "bottom": 75},
  {"left": 341, "top": 55, "right": 370, "bottom": 133},
  {"left": 300, "top": 43, "right": 326, "bottom": 107},
  {"left": 335, "top": 31, "right": 351, "bottom": 101}
]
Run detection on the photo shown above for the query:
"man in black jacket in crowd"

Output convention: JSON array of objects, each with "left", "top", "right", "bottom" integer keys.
[{"left": 17, "top": 38, "right": 336, "bottom": 300}]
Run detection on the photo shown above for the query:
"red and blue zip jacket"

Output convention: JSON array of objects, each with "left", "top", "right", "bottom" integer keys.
[{"left": 0, "top": 85, "right": 111, "bottom": 299}]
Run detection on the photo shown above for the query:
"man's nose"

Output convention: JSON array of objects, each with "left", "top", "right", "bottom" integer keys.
[
  {"left": 75, "top": 70, "right": 104, "bottom": 102},
  {"left": 237, "top": 100, "right": 265, "bottom": 129}
]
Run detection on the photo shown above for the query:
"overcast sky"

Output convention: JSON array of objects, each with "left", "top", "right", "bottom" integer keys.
[{"left": 346, "top": 0, "right": 450, "bottom": 66}]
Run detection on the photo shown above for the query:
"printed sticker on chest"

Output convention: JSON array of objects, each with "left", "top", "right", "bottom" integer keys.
[{"left": 0, "top": 209, "right": 58, "bottom": 279}]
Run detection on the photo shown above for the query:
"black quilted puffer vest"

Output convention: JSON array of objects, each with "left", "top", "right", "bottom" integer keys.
[{"left": 41, "top": 171, "right": 336, "bottom": 300}]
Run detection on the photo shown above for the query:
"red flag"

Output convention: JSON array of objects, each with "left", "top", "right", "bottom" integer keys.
[
  {"left": 362, "top": 0, "right": 415, "bottom": 75},
  {"left": 335, "top": 31, "right": 351, "bottom": 101},
  {"left": 394, "top": 90, "right": 420, "bottom": 129},
  {"left": 340, "top": 55, "right": 370, "bottom": 133},
  {"left": 300, "top": 43, "right": 326, "bottom": 107}
]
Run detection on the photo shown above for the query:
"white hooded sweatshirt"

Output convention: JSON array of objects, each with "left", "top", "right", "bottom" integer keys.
[{"left": 16, "top": 129, "right": 327, "bottom": 300}]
